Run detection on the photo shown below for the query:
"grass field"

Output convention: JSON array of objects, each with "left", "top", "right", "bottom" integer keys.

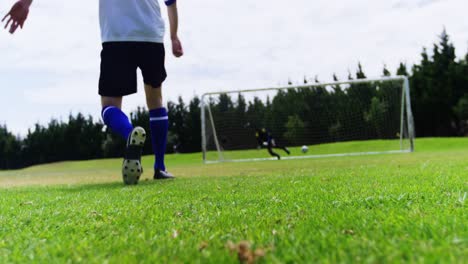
[{"left": 0, "top": 138, "right": 466, "bottom": 263}]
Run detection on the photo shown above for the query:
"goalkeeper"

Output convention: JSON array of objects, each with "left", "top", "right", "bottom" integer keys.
[{"left": 255, "top": 128, "right": 290, "bottom": 160}]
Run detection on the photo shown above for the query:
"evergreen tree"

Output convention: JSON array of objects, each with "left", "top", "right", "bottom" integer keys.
[
  {"left": 410, "top": 29, "right": 462, "bottom": 136},
  {"left": 383, "top": 65, "right": 391, "bottom": 77},
  {"left": 185, "top": 96, "right": 202, "bottom": 152},
  {"left": 396, "top": 63, "right": 409, "bottom": 76},
  {"left": 0, "top": 125, "right": 22, "bottom": 169},
  {"left": 356, "top": 62, "right": 367, "bottom": 79}
]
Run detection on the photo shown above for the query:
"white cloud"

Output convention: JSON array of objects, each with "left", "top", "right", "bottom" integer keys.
[
  {"left": 23, "top": 81, "right": 98, "bottom": 105},
  {"left": 0, "top": 0, "right": 467, "bottom": 135}
]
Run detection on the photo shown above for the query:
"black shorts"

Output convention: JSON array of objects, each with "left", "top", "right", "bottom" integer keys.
[{"left": 99, "top": 42, "right": 167, "bottom": 97}]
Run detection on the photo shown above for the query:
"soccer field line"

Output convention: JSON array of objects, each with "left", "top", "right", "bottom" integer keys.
[{"left": 204, "top": 149, "right": 412, "bottom": 164}]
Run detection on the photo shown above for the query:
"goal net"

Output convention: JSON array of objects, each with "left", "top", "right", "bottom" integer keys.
[{"left": 201, "top": 76, "right": 415, "bottom": 163}]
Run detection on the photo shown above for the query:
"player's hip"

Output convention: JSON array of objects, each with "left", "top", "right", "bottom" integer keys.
[{"left": 98, "top": 41, "right": 167, "bottom": 96}]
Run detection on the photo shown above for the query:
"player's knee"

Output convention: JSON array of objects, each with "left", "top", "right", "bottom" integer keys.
[
  {"left": 101, "top": 96, "right": 122, "bottom": 108},
  {"left": 146, "top": 97, "right": 163, "bottom": 109},
  {"left": 145, "top": 85, "right": 164, "bottom": 109}
]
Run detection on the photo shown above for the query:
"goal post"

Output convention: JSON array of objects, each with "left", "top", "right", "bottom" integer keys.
[{"left": 201, "top": 76, "right": 415, "bottom": 163}]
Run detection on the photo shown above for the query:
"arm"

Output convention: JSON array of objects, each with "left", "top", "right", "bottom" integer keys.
[
  {"left": 165, "top": 0, "right": 183, "bottom": 57},
  {"left": 2, "top": 0, "right": 33, "bottom": 34}
]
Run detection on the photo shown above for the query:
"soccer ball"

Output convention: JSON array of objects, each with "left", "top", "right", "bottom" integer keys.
[{"left": 301, "top": 145, "right": 309, "bottom": 153}]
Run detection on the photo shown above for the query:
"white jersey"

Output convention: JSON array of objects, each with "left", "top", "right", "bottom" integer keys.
[{"left": 99, "top": 0, "right": 175, "bottom": 43}]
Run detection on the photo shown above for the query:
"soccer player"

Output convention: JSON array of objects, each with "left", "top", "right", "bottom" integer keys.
[
  {"left": 255, "top": 128, "right": 290, "bottom": 160},
  {"left": 2, "top": 0, "right": 183, "bottom": 184}
]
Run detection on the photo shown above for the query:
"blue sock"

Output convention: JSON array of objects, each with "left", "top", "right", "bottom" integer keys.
[
  {"left": 101, "top": 106, "right": 133, "bottom": 140},
  {"left": 149, "top": 107, "right": 168, "bottom": 171}
]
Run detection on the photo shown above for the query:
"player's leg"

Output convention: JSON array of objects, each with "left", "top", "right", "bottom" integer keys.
[
  {"left": 138, "top": 42, "right": 173, "bottom": 180},
  {"left": 267, "top": 141, "right": 281, "bottom": 160},
  {"left": 144, "top": 84, "right": 173, "bottom": 179},
  {"left": 270, "top": 138, "right": 290, "bottom": 155},
  {"left": 272, "top": 144, "right": 290, "bottom": 155},
  {"left": 99, "top": 42, "right": 139, "bottom": 140},
  {"left": 101, "top": 97, "right": 133, "bottom": 139},
  {"left": 99, "top": 42, "right": 145, "bottom": 185}
]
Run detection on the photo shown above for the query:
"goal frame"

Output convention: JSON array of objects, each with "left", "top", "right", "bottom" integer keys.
[{"left": 200, "top": 76, "right": 415, "bottom": 163}]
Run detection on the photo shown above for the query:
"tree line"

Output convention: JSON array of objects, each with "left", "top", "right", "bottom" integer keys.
[{"left": 0, "top": 30, "right": 467, "bottom": 169}]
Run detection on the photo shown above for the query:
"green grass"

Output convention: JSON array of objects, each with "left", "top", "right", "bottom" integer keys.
[{"left": 0, "top": 138, "right": 467, "bottom": 263}]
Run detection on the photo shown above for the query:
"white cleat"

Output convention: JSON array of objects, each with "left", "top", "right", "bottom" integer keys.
[{"left": 122, "top": 127, "right": 146, "bottom": 185}]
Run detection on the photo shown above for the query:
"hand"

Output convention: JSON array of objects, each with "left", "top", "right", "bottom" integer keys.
[
  {"left": 171, "top": 36, "right": 184, "bottom": 57},
  {"left": 2, "top": 0, "right": 30, "bottom": 34}
]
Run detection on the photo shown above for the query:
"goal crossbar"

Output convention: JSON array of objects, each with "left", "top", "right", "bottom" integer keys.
[{"left": 201, "top": 76, "right": 407, "bottom": 97}]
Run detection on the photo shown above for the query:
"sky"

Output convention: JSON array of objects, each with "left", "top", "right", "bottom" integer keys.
[{"left": 0, "top": 0, "right": 467, "bottom": 136}]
